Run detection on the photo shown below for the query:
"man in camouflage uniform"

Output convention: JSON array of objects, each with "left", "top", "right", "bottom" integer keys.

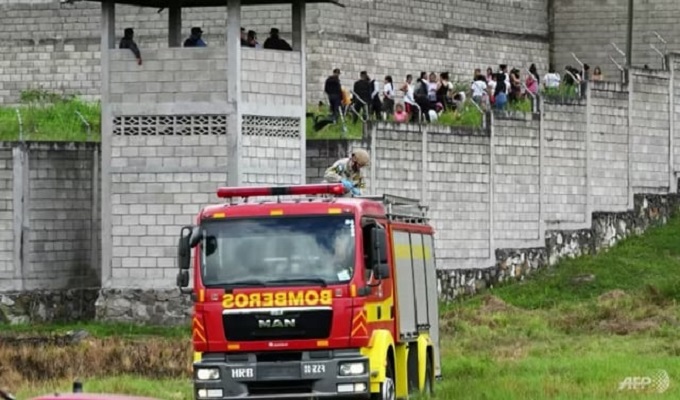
[{"left": 323, "top": 149, "right": 369, "bottom": 196}]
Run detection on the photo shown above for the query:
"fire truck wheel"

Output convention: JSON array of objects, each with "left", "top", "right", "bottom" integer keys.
[
  {"left": 423, "top": 353, "right": 434, "bottom": 396},
  {"left": 373, "top": 360, "right": 396, "bottom": 400}
]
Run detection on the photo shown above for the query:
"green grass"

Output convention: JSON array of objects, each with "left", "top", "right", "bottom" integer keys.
[
  {"left": 508, "top": 97, "right": 533, "bottom": 112},
  {"left": 487, "top": 213, "right": 680, "bottom": 309},
  {"left": 0, "top": 321, "right": 190, "bottom": 339},
  {"left": 306, "top": 115, "right": 364, "bottom": 140},
  {"left": 541, "top": 84, "right": 581, "bottom": 102},
  {"left": 433, "top": 214, "right": 680, "bottom": 399},
  {"left": 15, "top": 376, "right": 191, "bottom": 399},
  {"left": 0, "top": 89, "right": 101, "bottom": 142},
  {"left": 306, "top": 100, "right": 489, "bottom": 139}
]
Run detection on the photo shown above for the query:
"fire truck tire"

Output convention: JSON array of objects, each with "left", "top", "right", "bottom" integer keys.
[
  {"left": 372, "top": 358, "right": 396, "bottom": 400},
  {"left": 423, "top": 352, "right": 434, "bottom": 396}
]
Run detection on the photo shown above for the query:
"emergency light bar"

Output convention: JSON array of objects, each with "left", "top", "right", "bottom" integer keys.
[{"left": 216, "top": 183, "right": 346, "bottom": 199}]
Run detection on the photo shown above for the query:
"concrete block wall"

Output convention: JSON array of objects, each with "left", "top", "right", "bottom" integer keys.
[
  {"left": 305, "top": 139, "right": 356, "bottom": 183},
  {"left": 364, "top": 123, "right": 492, "bottom": 270},
  {"left": 630, "top": 69, "right": 671, "bottom": 192},
  {"left": 0, "top": 142, "right": 99, "bottom": 293},
  {"left": 590, "top": 81, "right": 630, "bottom": 211},
  {"left": 109, "top": 48, "right": 228, "bottom": 104},
  {"left": 0, "top": 149, "right": 14, "bottom": 289},
  {"left": 0, "top": 1, "right": 102, "bottom": 104},
  {"left": 107, "top": 135, "right": 228, "bottom": 288},
  {"left": 542, "top": 101, "right": 588, "bottom": 226},
  {"left": 492, "top": 115, "right": 541, "bottom": 247},
  {"left": 426, "top": 126, "right": 492, "bottom": 269},
  {"left": 0, "top": 0, "right": 549, "bottom": 105},
  {"left": 241, "top": 49, "right": 302, "bottom": 106},
  {"left": 369, "top": 124, "right": 424, "bottom": 200},
  {"left": 241, "top": 125, "right": 303, "bottom": 186},
  {"left": 553, "top": 0, "right": 680, "bottom": 82},
  {"left": 26, "top": 146, "right": 99, "bottom": 290}
]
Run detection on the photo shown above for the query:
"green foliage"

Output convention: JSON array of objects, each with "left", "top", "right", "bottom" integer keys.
[
  {"left": 436, "top": 101, "right": 484, "bottom": 128},
  {"left": 508, "top": 97, "right": 533, "bottom": 112},
  {"left": 307, "top": 99, "right": 487, "bottom": 139},
  {"left": 0, "top": 89, "right": 101, "bottom": 142},
  {"left": 541, "top": 84, "right": 581, "bottom": 102}
]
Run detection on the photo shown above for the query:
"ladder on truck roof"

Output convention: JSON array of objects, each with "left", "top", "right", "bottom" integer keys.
[{"left": 356, "top": 194, "right": 429, "bottom": 224}]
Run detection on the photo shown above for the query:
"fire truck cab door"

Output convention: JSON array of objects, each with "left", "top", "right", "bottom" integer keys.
[{"left": 361, "top": 218, "right": 393, "bottom": 320}]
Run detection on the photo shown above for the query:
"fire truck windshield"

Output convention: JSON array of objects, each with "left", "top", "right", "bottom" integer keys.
[{"left": 199, "top": 215, "right": 356, "bottom": 288}]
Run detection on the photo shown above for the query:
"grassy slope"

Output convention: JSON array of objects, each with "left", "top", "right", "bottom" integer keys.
[
  {"left": 0, "top": 99, "right": 101, "bottom": 142},
  {"left": 6, "top": 216, "right": 680, "bottom": 399},
  {"left": 437, "top": 214, "right": 680, "bottom": 399}
]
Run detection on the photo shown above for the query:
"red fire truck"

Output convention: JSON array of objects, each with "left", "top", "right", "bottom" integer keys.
[{"left": 177, "top": 183, "right": 442, "bottom": 400}]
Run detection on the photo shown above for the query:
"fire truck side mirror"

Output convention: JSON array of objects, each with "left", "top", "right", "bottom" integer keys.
[
  {"left": 178, "top": 226, "right": 193, "bottom": 271},
  {"left": 177, "top": 270, "right": 190, "bottom": 289},
  {"left": 370, "top": 226, "right": 390, "bottom": 280}
]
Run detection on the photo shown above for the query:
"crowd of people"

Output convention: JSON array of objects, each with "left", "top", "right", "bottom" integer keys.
[{"left": 322, "top": 63, "right": 603, "bottom": 124}]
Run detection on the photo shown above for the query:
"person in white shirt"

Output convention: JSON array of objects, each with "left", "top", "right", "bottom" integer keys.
[
  {"left": 427, "top": 72, "right": 438, "bottom": 103},
  {"left": 543, "top": 65, "right": 561, "bottom": 89},
  {"left": 500, "top": 64, "right": 510, "bottom": 94},
  {"left": 383, "top": 75, "right": 395, "bottom": 115},
  {"left": 471, "top": 74, "right": 488, "bottom": 107},
  {"left": 400, "top": 74, "right": 417, "bottom": 121}
]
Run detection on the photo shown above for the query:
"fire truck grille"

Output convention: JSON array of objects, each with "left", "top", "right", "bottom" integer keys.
[{"left": 223, "top": 309, "right": 332, "bottom": 341}]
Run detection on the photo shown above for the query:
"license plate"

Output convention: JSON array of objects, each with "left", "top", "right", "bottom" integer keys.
[
  {"left": 301, "top": 363, "right": 327, "bottom": 376},
  {"left": 229, "top": 366, "right": 255, "bottom": 380}
]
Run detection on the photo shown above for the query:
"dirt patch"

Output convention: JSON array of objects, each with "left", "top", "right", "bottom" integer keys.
[
  {"left": 551, "top": 289, "right": 678, "bottom": 336},
  {"left": 491, "top": 342, "right": 528, "bottom": 362},
  {"left": 0, "top": 333, "right": 192, "bottom": 388},
  {"left": 598, "top": 318, "right": 661, "bottom": 335},
  {"left": 597, "top": 289, "right": 629, "bottom": 303},
  {"left": 479, "top": 295, "right": 518, "bottom": 314}
]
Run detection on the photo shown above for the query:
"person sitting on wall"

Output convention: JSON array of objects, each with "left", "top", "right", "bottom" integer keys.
[
  {"left": 184, "top": 27, "right": 207, "bottom": 47},
  {"left": 263, "top": 28, "right": 292, "bottom": 51},
  {"left": 119, "top": 27, "right": 142, "bottom": 65},
  {"left": 240, "top": 27, "right": 249, "bottom": 46},
  {"left": 246, "top": 30, "right": 260, "bottom": 48},
  {"left": 393, "top": 103, "right": 408, "bottom": 123}
]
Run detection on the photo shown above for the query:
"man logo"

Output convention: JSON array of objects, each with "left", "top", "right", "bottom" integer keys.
[{"left": 258, "top": 318, "right": 296, "bottom": 328}]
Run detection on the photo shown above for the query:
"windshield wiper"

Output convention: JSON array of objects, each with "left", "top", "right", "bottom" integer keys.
[
  {"left": 208, "top": 279, "right": 268, "bottom": 288},
  {"left": 266, "top": 278, "right": 328, "bottom": 288}
]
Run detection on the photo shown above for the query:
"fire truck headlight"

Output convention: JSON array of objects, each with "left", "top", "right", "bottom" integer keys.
[
  {"left": 339, "top": 362, "right": 366, "bottom": 376},
  {"left": 196, "top": 367, "right": 220, "bottom": 380}
]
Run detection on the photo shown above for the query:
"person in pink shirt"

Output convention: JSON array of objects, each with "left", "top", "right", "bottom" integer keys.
[
  {"left": 526, "top": 63, "right": 539, "bottom": 95},
  {"left": 393, "top": 103, "right": 408, "bottom": 123}
]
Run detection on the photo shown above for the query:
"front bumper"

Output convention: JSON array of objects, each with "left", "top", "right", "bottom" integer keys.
[{"left": 193, "top": 349, "right": 371, "bottom": 400}]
